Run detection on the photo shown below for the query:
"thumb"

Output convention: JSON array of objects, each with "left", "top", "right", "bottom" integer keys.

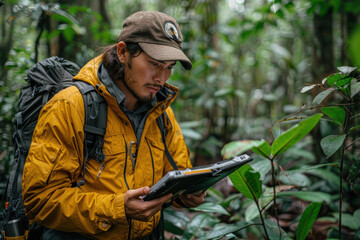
[{"left": 129, "top": 186, "right": 150, "bottom": 199}]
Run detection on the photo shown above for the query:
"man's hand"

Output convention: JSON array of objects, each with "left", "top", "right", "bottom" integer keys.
[
  {"left": 124, "top": 186, "right": 172, "bottom": 222},
  {"left": 178, "top": 191, "right": 206, "bottom": 208}
]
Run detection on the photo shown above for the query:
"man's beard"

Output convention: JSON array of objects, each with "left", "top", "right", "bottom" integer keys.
[{"left": 123, "top": 61, "right": 162, "bottom": 104}]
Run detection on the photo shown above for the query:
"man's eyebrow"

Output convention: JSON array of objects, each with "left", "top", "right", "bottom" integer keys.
[{"left": 155, "top": 59, "right": 176, "bottom": 66}]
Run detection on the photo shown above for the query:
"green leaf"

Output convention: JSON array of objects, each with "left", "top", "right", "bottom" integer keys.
[
  {"left": 245, "top": 202, "right": 259, "bottom": 221},
  {"left": 271, "top": 114, "right": 322, "bottom": 157},
  {"left": 229, "top": 164, "right": 262, "bottom": 201},
  {"left": 279, "top": 173, "right": 311, "bottom": 187},
  {"left": 250, "top": 158, "right": 271, "bottom": 181},
  {"left": 191, "top": 202, "right": 230, "bottom": 216},
  {"left": 320, "top": 134, "right": 346, "bottom": 158},
  {"left": 182, "top": 213, "right": 219, "bottom": 239},
  {"left": 351, "top": 79, "right": 360, "bottom": 98},
  {"left": 277, "top": 191, "right": 332, "bottom": 203},
  {"left": 164, "top": 208, "right": 190, "bottom": 235},
  {"left": 283, "top": 163, "right": 339, "bottom": 176},
  {"left": 321, "top": 106, "right": 345, "bottom": 126},
  {"left": 262, "top": 219, "right": 291, "bottom": 240},
  {"left": 335, "top": 76, "right": 352, "bottom": 88},
  {"left": 296, "top": 202, "right": 322, "bottom": 240},
  {"left": 327, "top": 74, "right": 342, "bottom": 87},
  {"left": 312, "top": 88, "right": 335, "bottom": 105},
  {"left": 221, "top": 140, "right": 263, "bottom": 159},
  {"left": 251, "top": 140, "right": 271, "bottom": 158},
  {"left": 205, "top": 222, "right": 250, "bottom": 239}
]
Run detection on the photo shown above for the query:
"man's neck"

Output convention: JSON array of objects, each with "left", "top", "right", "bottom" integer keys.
[{"left": 115, "top": 79, "right": 138, "bottom": 111}]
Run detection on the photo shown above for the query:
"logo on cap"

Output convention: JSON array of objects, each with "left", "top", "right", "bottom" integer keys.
[{"left": 164, "top": 22, "right": 180, "bottom": 41}]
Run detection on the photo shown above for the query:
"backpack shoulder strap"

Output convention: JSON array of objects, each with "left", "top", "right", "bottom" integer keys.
[
  {"left": 73, "top": 81, "right": 107, "bottom": 186},
  {"left": 157, "top": 113, "right": 178, "bottom": 170}
]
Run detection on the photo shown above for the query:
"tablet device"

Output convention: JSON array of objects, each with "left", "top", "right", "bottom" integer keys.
[{"left": 142, "top": 154, "right": 252, "bottom": 201}]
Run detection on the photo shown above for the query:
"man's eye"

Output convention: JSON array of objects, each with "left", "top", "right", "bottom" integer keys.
[{"left": 150, "top": 62, "right": 158, "bottom": 66}]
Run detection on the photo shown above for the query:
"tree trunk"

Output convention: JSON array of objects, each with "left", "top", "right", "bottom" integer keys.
[{"left": 311, "top": 8, "right": 335, "bottom": 163}]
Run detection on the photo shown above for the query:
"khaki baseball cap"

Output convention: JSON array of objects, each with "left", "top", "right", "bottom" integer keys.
[{"left": 118, "top": 11, "right": 192, "bottom": 70}]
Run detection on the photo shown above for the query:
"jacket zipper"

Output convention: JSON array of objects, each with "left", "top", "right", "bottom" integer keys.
[
  {"left": 146, "top": 138, "right": 155, "bottom": 185},
  {"left": 122, "top": 135, "right": 131, "bottom": 240}
]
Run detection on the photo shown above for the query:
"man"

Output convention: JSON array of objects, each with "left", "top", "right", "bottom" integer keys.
[{"left": 22, "top": 11, "right": 205, "bottom": 240}]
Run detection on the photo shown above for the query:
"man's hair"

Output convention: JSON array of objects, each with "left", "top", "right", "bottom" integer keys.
[{"left": 102, "top": 42, "right": 142, "bottom": 82}]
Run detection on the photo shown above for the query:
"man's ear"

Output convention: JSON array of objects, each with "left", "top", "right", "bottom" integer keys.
[{"left": 117, "top": 41, "right": 127, "bottom": 63}]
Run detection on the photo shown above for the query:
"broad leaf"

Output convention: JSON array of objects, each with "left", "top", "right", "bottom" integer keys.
[
  {"left": 191, "top": 202, "right": 229, "bottom": 216},
  {"left": 277, "top": 191, "right": 332, "bottom": 203},
  {"left": 164, "top": 208, "right": 190, "bottom": 235},
  {"left": 182, "top": 213, "right": 219, "bottom": 239},
  {"left": 296, "top": 202, "right": 322, "bottom": 240},
  {"left": 229, "top": 164, "right": 262, "bottom": 201},
  {"left": 327, "top": 74, "right": 342, "bottom": 87},
  {"left": 321, "top": 106, "right": 345, "bottom": 126},
  {"left": 262, "top": 219, "right": 291, "bottom": 240},
  {"left": 320, "top": 134, "right": 346, "bottom": 158},
  {"left": 283, "top": 163, "right": 339, "bottom": 176},
  {"left": 312, "top": 88, "right": 335, "bottom": 105},
  {"left": 245, "top": 202, "right": 259, "bottom": 221},
  {"left": 251, "top": 139, "right": 271, "bottom": 158},
  {"left": 301, "top": 85, "right": 316, "bottom": 93},
  {"left": 271, "top": 114, "right": 322, "bottom": 157},
  {"left": 279, "top": 173, "right": 311, "bottom": 187},
  {"left": 205, "top": 222, "right": 250, "bottom": 239},
  {"left": 221, "top": 140, "right": 257, "bottom": 159},
  {"left": 337, "top": 66, "right": 358, "bottom": 75},
  {"left": 351, "top": 78, "right": 360, "bottom": 98}
]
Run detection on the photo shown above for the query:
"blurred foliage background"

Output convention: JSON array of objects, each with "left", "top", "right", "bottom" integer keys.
[{"left": 0, "top": 0, "right": 359, "bottom": 239}]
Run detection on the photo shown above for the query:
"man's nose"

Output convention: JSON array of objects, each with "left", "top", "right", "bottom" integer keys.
[{"left": 153, "top": 69, "right": 167, "bottom": 84}]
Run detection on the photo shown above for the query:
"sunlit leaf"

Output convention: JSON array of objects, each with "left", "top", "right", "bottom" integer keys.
[
  {"left": 296, "top": 202, "right": 322, "bottom": 240},
  {"left": 277, "top": 191, "right": 332, "bottom": 203},
  {"left": 271, "top": 114, "right": 322, "bottom": 157},
  {"left": 337, "top": 66, "right": 358, "bottom": 75},
  {"left": 301, "top": 85, "right": 316, "bottom": 93},
  {"left": 321, "top": 106, "right": 345, "bottom": 126},
  {"left": 312, "top": 88, "right": 335, "bottom": 105},
  {"left": 320, "top": 134, "right": 346, "bottom": 158},
  {"left": 191, "top": 202, "right": 229, "bottom": 216}
]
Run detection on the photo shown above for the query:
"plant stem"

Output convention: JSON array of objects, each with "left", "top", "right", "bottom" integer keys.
[
  {"left": 339, "top": 106, "right": 351, "bottom": 239},
  {"left": 339, "top": 143, "right": 344, "bottom": 240},
  {"left": 270, "top": 159, "right": 281, "bottom": 240},
  {"left": 254, "top": 200, "right": 270, "bottom": 240}
]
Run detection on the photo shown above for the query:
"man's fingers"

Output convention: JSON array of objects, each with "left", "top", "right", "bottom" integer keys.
[{"left": 127, "top": 186, "right": 150, "bottom": 199}]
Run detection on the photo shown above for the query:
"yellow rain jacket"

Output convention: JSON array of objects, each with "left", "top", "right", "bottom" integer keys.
[{"left": 22, "top": 55, "right": 191, "bottom": 239}]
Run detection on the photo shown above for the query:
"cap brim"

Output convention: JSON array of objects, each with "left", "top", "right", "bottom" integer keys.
[{"left": 139, "top": 43, "right": 192, "bottom": 70}]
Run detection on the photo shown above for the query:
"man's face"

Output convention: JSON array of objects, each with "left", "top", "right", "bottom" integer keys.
[{"left": 122, "top": 51, "right": 176, "bottom": 104}]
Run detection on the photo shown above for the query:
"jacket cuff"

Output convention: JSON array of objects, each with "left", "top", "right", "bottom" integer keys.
[{"left": 114, "top": 194, "right": 129, "bottom": 225}]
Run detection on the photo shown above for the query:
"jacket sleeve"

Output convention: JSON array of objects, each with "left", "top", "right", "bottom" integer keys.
[
  {"left": 22, "top": 94, "right": 128, "bottom": 234},
  {"left": 162, "top": 107, "right": 192, "bottom": 174}
]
